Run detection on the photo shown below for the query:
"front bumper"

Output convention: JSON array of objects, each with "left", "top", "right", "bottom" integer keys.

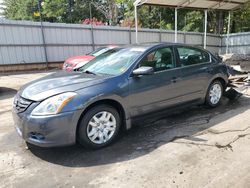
[{"left": 12, "top": 110, "right": 81, "bottom": 147}]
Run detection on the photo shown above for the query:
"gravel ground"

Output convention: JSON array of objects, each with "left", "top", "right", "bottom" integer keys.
[{"left": 0, "top": 71, "right": 250, "bottom": 188}]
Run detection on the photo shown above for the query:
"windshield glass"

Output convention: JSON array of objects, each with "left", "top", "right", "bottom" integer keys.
[
  {"left": 80, "top": 48, "right": 145, "bottom": 75},
  {"left": 88, "top": 47, "right": 110, "bottom": 57}
]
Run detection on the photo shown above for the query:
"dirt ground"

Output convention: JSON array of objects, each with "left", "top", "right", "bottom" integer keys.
[{"left": 0, "top": 71, "right": 250, "bottom": 188}]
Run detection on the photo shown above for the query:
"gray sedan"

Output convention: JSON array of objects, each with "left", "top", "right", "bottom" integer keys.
[{"left": 12, "top": 43, "right": 229, "bottom": 149}]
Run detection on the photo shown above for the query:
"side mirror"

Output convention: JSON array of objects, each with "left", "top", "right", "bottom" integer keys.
[{"left": 132, "top": 66, "right": 154, "bottom": 76}]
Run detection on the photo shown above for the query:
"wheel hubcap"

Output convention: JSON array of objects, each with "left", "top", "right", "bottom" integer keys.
[
  {"left": 209, "top": 83, "right": 222, "bottom": 105},
  {"left": 87, "top": 111, "right": 116, "bottom": 144}
]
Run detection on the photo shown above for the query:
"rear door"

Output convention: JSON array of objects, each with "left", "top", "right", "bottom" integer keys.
[{"left": 175, "top": 46, "right": 214, "bottom": 102}]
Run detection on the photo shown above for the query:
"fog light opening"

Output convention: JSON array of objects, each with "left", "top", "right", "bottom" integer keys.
[{"left": 29, "top": 132, "right": 45, "bottom": 140}]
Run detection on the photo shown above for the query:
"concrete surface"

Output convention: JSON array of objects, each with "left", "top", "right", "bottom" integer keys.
[{"left": 0, "top": 71, "right": 250, "bottom": 188}]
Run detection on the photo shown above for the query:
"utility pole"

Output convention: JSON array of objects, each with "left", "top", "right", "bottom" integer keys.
[
  {"left": 38, "top": 0, "right": 48, "bottom": 70},
  {"left": 89, "top": 2, "right": 95, "bottom": 50},
  {"left": 68, "top": 0, "right": 73, "bottom": 23}
]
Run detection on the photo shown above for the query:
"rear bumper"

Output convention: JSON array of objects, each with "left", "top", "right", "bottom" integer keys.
[{"left": 12, "top": 110, "right": 81, "bottom": 147}]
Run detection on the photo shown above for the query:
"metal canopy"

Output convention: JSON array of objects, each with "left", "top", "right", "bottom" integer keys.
[
  {"left": 134, "top": 0, "right": 250, "bottom": 54},
  {"left": 136, "top": 0, "right": 249, "bottom": 10}
]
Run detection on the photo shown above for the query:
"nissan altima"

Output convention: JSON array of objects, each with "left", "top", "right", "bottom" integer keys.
[{"left": 13, "top": 43, "right": 229, "bottom": 149}]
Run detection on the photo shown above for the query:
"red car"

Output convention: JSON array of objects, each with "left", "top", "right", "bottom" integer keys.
[{"left": 63, "top": 46, "right": 117, "bottom": 72}]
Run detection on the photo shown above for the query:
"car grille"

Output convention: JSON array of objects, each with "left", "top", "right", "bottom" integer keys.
[{"left": 13, "top": 95, "right": 32, "bottom": 113}]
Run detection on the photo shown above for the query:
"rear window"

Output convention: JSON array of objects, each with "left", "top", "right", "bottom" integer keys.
[
  {"left": 177, "top": 47, "right": 210, "bottom": 67},
  {"left": 88, "top": 47, "right": 110, "bottom": 57}
]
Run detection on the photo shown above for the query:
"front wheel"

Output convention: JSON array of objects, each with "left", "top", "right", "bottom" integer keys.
[
  {"left": 77, "top": 105, "right": 121, "bottom": 149},
  {"left": 205, "top": 80, "right": 223, "bottom": 108}
]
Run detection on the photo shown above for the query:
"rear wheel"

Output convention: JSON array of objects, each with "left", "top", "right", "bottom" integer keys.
[
  {"left": 77, "top": 105, "right": 121, "bottom": 149},
  {"left": 205, "top": 80, "right": 223, "bottom": 108}
]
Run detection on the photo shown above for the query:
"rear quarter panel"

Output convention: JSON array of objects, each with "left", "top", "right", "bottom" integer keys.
[{"left": 203, "top": 62, "right": 229, "bottom": 97}]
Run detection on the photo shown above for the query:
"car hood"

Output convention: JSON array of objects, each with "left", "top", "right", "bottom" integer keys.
[
  {"left": 66, "top": 55, "right": 94, "bottom": 64},
  {"left": 19, "top": 71, "right": 107, "bottom": 101}
]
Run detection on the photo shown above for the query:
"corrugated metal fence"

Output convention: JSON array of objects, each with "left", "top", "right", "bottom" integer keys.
[
  {"left": 0, "top": 19, "right": 249, "bottom": 65},
  {"left": 221, "top": 32, "right": 250, "bottom": 54}
]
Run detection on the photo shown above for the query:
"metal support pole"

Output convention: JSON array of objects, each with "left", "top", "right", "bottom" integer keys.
[
  {"left": 226, "top": 11, "right": 231, "bottom": 54},
  {"left": 175, "top": 8, "right": 178, "bottom": 43},
  {"left": 89, "top": 2, "right": 95, "bottom": 50},
  {"left": 38, "top": 0, "right": 48, "bottom": 70},
  {"left": 159, "top": 30, "right": 162, "bottom": 42},
  {"left": 204, "top": 9, "right": 208, "bottom": 49},
  {"left": 129, "top": 26, "right": 132, "bottom": 44},
  {"left": 159, "top": 12, "right": 162, "bottom": 42},
  {"left": 135, "top": 4, "right": 138, "bottom": 44},
  {"left": 184, "top": 32, "right": 186, "bottom": 44}
]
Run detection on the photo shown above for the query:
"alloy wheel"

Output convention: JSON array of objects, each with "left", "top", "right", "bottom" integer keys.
[
  {"left": 209, "top": 83, "right": 222, "bottom": 105},
  {"left": 86, "top": 111, "right": 117, "bottom": 144}
]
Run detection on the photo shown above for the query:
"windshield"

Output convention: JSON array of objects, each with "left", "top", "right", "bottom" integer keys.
[
  {"left": 80, "top": 48, "right": 145, "bottom": 75},
  {"left": 88, "top": 47, "right": 111, "bottom": 57}
]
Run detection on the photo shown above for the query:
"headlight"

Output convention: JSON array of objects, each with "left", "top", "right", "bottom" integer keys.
[
  {"left": 73, "top": 61, "right": 88, "bottom": 70},
  {"left": 31, "top": 92, "right": 77, "bottom": 116},
  {"left": 63, "top": 62, "right": 71, "bottom": 68}
]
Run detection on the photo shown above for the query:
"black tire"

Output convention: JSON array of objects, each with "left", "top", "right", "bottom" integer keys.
[
  {"left": 205, "top": 80, "right": 223, "bottom": 108},
  {"left": 77, "top": 105, "right": 121, "bottom": 149}
]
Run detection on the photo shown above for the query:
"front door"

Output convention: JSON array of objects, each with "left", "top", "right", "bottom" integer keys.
[{"left": 128, "top": 46, "right": 184, "bottom": 117}]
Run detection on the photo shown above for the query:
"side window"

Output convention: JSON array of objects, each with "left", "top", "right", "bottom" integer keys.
[
  {"left": 177, "top": 47, "right": 210, "bottom": 67},
  {"left": 139, "top": 47, "right": 175, "bottom": 72}
]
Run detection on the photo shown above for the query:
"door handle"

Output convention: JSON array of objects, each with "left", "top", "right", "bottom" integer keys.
[{"left": 171, "top": 77, "right": 181, "bottom": 83}]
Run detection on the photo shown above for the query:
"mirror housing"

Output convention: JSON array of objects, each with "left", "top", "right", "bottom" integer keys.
[{"left": 133, "top": 66, "right": 154, "bottom": 76}]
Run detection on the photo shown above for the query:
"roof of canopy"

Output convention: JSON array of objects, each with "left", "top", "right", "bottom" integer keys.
[{"left": 134, "top": 0, "right": 250, "bottom": 10}]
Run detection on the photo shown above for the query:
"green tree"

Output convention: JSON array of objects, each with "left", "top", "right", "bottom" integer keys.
[
  {"left": 41, "top": 0, "right": 68, "bottom": 22},
  {"left": 3, "top": 0, "right": 39, "bottom": 21},
  {"left": 231, "top": 3, "right": 250, "bottom": 33},
  {"left": 3, "top": 0, "right": 105, "bottom": 23},
  {"left": 2, "top": 0, "right": 250, "bottom": 33},
  {"left": 181, "top": 10, "right": 204, "bottom": 32},
  {"left": 42, "top": 0, "right": 104, "bottom": 23}
]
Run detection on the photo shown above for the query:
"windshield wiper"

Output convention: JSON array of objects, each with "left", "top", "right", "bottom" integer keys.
[{"left": 83, "top": 70, "right": 96, "bottom": 75}]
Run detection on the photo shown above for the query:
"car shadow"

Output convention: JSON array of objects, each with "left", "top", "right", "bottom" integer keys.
[
  {"left": 0, "top": 87, "right": 17, "bottom": 100},
  {"left": 28, "top": 96, "right": 250, "bottom": 167}
]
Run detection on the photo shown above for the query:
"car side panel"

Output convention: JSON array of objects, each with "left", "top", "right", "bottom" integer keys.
[
  {"left": 74, "top": 76, "right": 131, "bottom": 121},
  {"left": 178, "top": 62, "right": 214, "bottom": 101},
  {"left": 203, "top": 63, "right": 229, "bottom": 97},
  {"left": 128, "top": 68, "right": 184, "bottom": 117}
]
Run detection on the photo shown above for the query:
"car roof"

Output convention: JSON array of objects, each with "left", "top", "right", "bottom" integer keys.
[
  {"left": 136, "top": 42, "right": 202, "bottom": 48},
  {"left": 120, "top": 42, "right": 210, "bottom": 53}
]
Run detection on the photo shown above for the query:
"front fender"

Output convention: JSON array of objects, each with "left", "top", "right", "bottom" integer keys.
[{"left": 65, "top": 77, "right": 131, "bottom": 128}]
